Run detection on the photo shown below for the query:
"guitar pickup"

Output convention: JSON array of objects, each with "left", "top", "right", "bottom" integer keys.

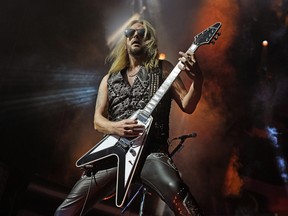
[{"left": 137, "top": 112, "right": 149, "bottom": 124}]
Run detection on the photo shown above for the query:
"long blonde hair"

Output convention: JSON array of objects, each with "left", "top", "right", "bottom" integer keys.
[{"left": 106, "top": 19, "right": 159, "bottom": 74}]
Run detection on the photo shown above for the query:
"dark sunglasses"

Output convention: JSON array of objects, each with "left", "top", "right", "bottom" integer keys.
[{"left": 124, "top": 28, "right": 146, "bottom": 38}]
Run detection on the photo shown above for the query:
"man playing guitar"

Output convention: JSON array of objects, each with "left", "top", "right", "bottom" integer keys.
[{"left": 55, "top": 19, "right": 212, "bottom": 216}]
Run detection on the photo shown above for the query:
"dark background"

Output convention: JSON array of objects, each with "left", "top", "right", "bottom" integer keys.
[{"left": 0, "top": 0, "right": 288, "bottom": 215}]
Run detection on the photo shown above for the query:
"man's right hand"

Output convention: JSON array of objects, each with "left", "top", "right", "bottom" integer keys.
[{"left": 112, "top": 119, "right": 145, "bottom": 137}]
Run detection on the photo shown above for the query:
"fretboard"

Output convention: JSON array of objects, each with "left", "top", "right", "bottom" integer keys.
[{"left": 142, "top": 44, "right": 198, "bottom": 117}]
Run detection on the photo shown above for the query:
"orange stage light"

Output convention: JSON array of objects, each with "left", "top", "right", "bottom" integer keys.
[{"left": 262, "top": 40, "right": 269, "bottom": 47}]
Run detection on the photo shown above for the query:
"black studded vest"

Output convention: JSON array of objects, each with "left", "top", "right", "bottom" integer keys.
[{"left": 107, "top": 63, "right": 171, "bottom": 153}]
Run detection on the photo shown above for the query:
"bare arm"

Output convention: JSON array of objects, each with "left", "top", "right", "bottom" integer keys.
[
  {"left": 162, "top": 53, "right": 203, "bottom": 114},
  {"left": 94, "top": 74, "right": 144, "bottom": 137}
]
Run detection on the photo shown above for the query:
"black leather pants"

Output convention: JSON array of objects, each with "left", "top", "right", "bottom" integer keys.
[{"left": 55, "top": 153, "right": 203, "bottom": 216}]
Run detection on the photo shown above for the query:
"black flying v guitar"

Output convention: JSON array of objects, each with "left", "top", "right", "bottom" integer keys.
[{"left": 76, "top": 22, "right": 222, "bottom": 207}]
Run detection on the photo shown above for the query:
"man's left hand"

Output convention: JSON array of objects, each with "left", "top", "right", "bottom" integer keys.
[{"left": 178, "top": 51, "right": 196, "bottom": 72}]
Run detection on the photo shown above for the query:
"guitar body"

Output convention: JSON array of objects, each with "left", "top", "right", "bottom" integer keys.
[
  {"left": 76, "top": 22, "right": 222, "bottom": 208},
  {"left": 76, "top": 110, "right": 153, "bottom": 207}
]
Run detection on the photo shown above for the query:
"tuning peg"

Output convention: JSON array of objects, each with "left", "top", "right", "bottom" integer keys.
[
  {"left": 211, "top": 40, "right": 215, "bottom": 45},
  {"left": 217, "top": 32, "right": 221, "bottom": 36},
  {"left": 214, "top": 35, "right": 218, "bottom": 40}
]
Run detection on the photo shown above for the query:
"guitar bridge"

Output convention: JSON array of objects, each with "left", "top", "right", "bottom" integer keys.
[{"left": 116, "top": 138, "right": 130, "bottom": 152}]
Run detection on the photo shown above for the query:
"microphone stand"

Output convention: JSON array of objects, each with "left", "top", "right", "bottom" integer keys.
[
  {"left": 169, "top": 137, "right": 186, "bottom": 158},
  {"left": 121, "top": 133, "right": 195, "bottom": 215}
]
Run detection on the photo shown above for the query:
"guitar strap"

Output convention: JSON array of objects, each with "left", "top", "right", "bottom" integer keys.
[
  {"left": 148, "top": 60, "right": 169, "bottom": 144},
  {"left": 149, "top": 60, "right": 162, "bottom": 98}
]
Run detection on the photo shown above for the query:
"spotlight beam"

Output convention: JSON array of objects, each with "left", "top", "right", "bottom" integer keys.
[{"left": 106, "top": 13, "right": 141, "bottom": 49}]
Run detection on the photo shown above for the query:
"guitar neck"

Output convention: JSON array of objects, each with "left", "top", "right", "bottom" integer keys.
[
  {"left": 141, "top": 21, "right": 222, "bottom": 117},
  {"left": 142, "top": 44, "right": 198, "bottom": 117}
]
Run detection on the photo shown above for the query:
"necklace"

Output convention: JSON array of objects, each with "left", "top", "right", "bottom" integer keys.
[
  {"left": 127, "top": 66, "right": 141, "bottom": 77},
  {"left": 128, "top": 72, "right": 138, "bottom": 77}
]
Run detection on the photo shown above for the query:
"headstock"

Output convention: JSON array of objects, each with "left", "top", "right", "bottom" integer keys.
[{"left": 193, "top": 22, "right": 222, "bottom": 48}]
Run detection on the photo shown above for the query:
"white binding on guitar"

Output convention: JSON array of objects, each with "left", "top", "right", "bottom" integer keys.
[{"left": 76, "top": 22, "right": 222, "bottom": 207}]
